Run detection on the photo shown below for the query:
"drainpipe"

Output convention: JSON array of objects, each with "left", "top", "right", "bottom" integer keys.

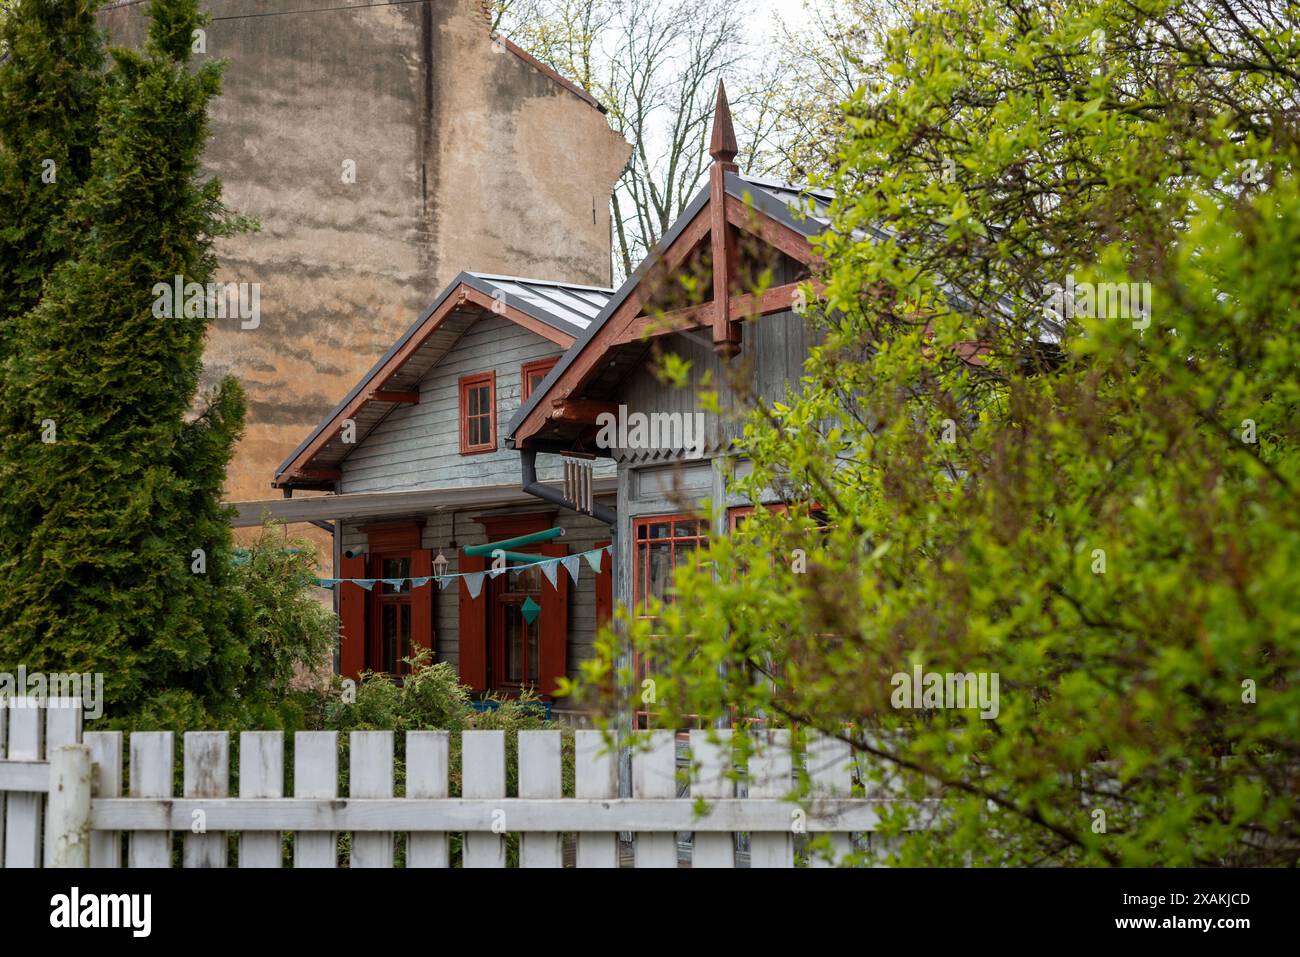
[
  {"left": 329, "top": 519, "right": 341, "bottom": 676},
  {"left": 519, "top": 448, "right": 616, "bottom": 526}
]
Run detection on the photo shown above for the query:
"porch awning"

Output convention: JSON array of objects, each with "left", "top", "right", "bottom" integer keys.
[{"left": 226, "top": 477, "right": 617, "bottom": 528}]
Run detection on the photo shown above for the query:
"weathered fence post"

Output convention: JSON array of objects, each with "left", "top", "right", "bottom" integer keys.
[
  {"left": 47, "top": 744, "right": 92, "bottom": 868},
  {"left": 575, "top": 730, "right": 618, "bottom": 867},
  {"left": 4, "top": 700, "right": 43, "bottom": 867}
]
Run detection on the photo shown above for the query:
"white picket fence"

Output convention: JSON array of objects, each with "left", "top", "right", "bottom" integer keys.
[{"left": 0, "top": 698, "right": 883, "bottom": 868}]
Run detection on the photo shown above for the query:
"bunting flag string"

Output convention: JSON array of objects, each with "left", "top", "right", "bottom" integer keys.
[
  {"left": 314, "top": 544, "right": 613, "bottom": 591},
  {"left": 463, "top": 572, "right": 485, "bottom": 600}
]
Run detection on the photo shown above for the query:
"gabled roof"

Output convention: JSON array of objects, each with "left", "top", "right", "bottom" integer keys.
[
  {"left": 467, "top": 272, "right": 609, "bottom": 332},
  {"left": 505, "top": 170, "right": 824, "bottom": 451},
  {"left": 728, "top": 174, "right": 834, "bottom": 236},
  {"left": 274, "top": 271, "right": 613, "bottom": 490}
]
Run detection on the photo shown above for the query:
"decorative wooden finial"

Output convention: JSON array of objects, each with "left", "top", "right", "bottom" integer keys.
[
  {"left": 709, "top": 79, "right": 738, "bottom": 169},
  {"left": 708, "top": 78, "right": 741, "bottom": 357}
]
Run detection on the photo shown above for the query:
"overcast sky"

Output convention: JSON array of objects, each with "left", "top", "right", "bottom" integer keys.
[{"left": 744, "top": 0, "right": 807, "bottom": 44}]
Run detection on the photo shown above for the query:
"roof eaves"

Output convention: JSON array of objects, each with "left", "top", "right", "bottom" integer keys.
[
  {"left": 275, "top": 270, "right": 589, "bottom": 486},
  {"left": 273, "top": 271, "right": 478, "bottom": 484},
  {"left": 726, "top": 172, "right": 828, "bottom": 239}
]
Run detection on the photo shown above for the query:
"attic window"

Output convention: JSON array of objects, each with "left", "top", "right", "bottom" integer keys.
[
  {"left": 521, "top": 357, "right": 558, "bottom": 402},
  {"left": 459, "top": 371, "right": 496, "bottom": 455}
]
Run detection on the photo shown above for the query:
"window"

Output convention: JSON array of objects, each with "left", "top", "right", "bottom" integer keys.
[
  {"left": 459, "top": 372, "right": 496, "bottom": 454},
  {"left": 491, "top": 563, "right": 543, "bottom": 690},
  {"left": 520, "top": 357, "right": 558, "bottom": 402},
  {"left": 728, "top": 502, "right": 829, "bottom": 534},
  {"left": 635, "top": 516, "right": 708, "bottom": 609},
  {"left": 632, "top": 514, "right": 709, "bottom": 729},
  {"left": 373, "top": 555, "right": 412, "bottom": 675},
  {"left": 727, "top": 503, "right": 787, "bottom": 532}
]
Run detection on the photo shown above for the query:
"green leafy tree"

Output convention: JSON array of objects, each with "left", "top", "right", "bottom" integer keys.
[
  {"left": 227, "top": 521, "right": 337, "bottom": 727},
  {"left": 0, "top": 0, "right": 254, "bottom": 727},
  {"left": 578, "top": 0, "right": 1300, "bottom": 866}
]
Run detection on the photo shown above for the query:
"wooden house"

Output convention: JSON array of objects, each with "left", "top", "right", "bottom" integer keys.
[
  {"left": 263, "top": 83, "right": 826, "bottom": 720},
  {"left": 271, "top": 272, "right": 617, "bottom": 715}
]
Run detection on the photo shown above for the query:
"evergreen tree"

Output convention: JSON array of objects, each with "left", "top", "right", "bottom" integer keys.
[
  {"left": 0, "top": 0, "right": 252, "bottom": 726},
  {"left": 0, "top": 0, "right": 103, "bottom": 344}
]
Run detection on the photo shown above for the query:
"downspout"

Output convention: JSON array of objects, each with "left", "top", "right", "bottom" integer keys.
[
  {"left": 329, "top": 518, "right": 341, "bottom": 677},
  {"left": 520, "top": 448, "right": 616, "bottom": 526}
]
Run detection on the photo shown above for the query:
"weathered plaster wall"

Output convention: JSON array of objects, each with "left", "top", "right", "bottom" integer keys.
[{"left": 102, "top": 0, "right": 630, "bottom": 506}]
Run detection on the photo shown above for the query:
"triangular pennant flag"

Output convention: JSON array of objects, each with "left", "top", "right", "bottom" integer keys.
[
  {"left": 520, "top": 595, "right": 541, "bottom": 625},
  {"left": 355, "top": 579, "right": 377, "bottom": 591},
  {"left": 584, "top": 548, "right": 603, "bottom": 574},
  {"left": 488, "top": 564, "right": 508, "bottom": 579},
  {"left": 436, "top": 576, "right": 452, "bottom": 590},
  {"left": 316, "top": 578, "right": 336, "bottom": 589},
  {"left": 540, "top": 558, "right": 558, "bottom": 589},
  {"left": 605, "top": 544, "right": 614, "bottom": 556},
  {"left": 410, "top": 577, "right": 431, "bottom": 588},
  {"left": 561, "top": 554, "right": 582, "bottom": 584},
  {"left": 463, "top": 572, "right": 485, "bottom": 599},
  {"left": 382, "top": 578, "right": 407, "bottom": 590}
]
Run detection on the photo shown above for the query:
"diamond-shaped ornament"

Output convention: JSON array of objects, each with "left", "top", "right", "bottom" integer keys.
[{"left": 520, "top": 596, "right": 541, "bottom": 625}]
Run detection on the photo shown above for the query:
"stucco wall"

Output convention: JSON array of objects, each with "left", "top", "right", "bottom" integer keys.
[{"left": 102, "top": 0, "right": 630, "bottom": 505}]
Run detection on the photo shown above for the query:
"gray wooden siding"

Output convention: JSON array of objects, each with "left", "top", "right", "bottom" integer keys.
[
  {"left": 340, "top": 314, "right": 612, "bottom": 493},
  {"left": 614, "top": 307, "right": 813, "bottom": 464},
  {"left": 340, "top": 499, "right": 613, "bottom": 683},
  {"left": 612, "top": 302, "right": 820, "bottom": 601}
]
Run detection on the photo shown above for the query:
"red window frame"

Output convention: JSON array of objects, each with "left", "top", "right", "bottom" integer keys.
[
  {"left": 632, "top": 513, "right": 709, "bottom": 730},
  {"left": 633, "top": 514, "right": 709, "bottom": 613},
  {"left": 520, "top": 357, "right": 558, "bottom": 402},
  {"left": 726, "top": 503, "right": 788, "bottom": 532},
  {"left": 458, "top": 371, "right": 496, "bottom": 455},
  {"left": 728, "top": 502, "right": 828, "bottom": 533}
]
